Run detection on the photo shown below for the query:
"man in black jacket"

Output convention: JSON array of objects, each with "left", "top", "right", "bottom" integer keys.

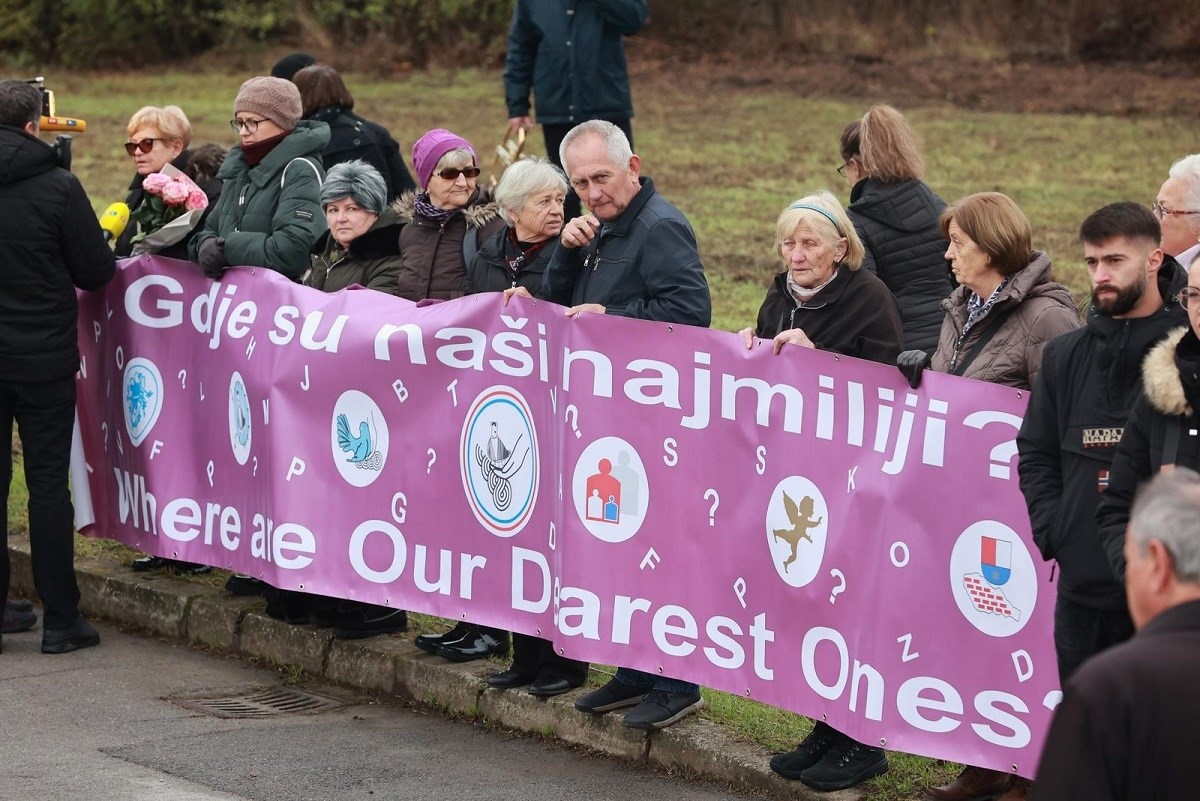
[
  {"left": 0, "top": 80, "right": 115, "bottom": 655},
  {"left": 1031, "top": 468, "right": 1200, "bottom": 801},
  {"left": 1017, "top": 202, "right": 1185, "bottom": 685}
]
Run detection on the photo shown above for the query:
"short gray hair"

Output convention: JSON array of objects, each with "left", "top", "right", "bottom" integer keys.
[
  {"left": 559, "top": 120, "right": 633, "bottom": 174},
  {"left": 495, "top": 157, "right": 568, "bottom": 225},
  {"left": 1169, "top": 154, "right": 1200, "bottom": 232},
  {"left": 1130, "top": 467, "right": 1200, "bottom": 583},
  {"left": 321, "top": 159, "right": 386, "bottom": 216}
]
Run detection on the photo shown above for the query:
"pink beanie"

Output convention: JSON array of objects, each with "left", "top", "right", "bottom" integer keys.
[{"left": 412, "top": 128, "right": 475, "bottom": 189}]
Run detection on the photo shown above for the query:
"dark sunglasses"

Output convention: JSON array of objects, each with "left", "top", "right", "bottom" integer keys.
[
  {"left": 437, "top": 166, "right": 481, "bottom": 180},
  {"left": 124, "top": 138, "right": 162, "bottom": 155}
]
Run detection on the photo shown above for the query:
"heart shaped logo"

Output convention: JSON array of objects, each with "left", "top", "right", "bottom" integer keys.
[{"left": 123, "top": 357, "right": 163, "bottom": 447}]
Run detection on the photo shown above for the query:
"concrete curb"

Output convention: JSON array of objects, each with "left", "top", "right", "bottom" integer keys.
[{"left": 6, "top": 537, "right": 863, "bottom": 800}]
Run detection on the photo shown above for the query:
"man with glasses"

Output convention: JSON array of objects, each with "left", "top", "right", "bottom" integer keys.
[
  {"left": 1017, "top": 203, "right": 1186, "bottom": 690},
  {"left": 1154, "top": 154, "right": 1200, "bottom": 270}
]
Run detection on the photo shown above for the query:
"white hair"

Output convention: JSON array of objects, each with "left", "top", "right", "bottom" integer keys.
[
  {"left": 1169, "top": 154, "right": 1200, "bottom": 231},
  {"left": 495, "top": 157, "right": 568, "bottom": 225},
  {"left": 1130, "top": 467, "right": 1200, "bottom": 583},
  {"left": 559, "top": 120, "right": 633, "bottom": 173}
]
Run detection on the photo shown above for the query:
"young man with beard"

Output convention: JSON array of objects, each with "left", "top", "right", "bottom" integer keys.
[{"left": 1017, "top": 202, "right": 1186, "bottom": 686}]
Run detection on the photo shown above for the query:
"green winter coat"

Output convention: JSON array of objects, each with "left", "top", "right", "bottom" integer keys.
[
  {"left": 307, "top": 207, "right": 405, "bottom": 295},
  {"left": 190, "top": 120, "right": 330, "bottom": 280}
]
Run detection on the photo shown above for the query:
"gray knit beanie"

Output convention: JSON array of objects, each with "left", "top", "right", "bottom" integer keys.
[
  {"left": 234, "top": 77, "right": 302, "bottom": 133},
  {"left": 321, "top": 160, "right": 387, "bottom": 216}
]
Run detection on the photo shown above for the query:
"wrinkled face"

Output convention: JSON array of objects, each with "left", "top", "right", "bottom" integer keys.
[
  {"left": 235, "top": 113, "right": 284, "bottom": 146},
  {"left": 1156, "top": 177, "right": 1200, "bottom": 257},
  {"left": 945, "top": 220, "right": 1001, "bottom": 295},
  {"left": 128, "top": 126, "right": 183, "bottom": 176},
  {"left": 563, "top": 134, "right": 641, "bottom": 222},
  {"left": 426, "top": 153, "right": 477, "bottom": 210},
  {"left": 512, "top": 188, "right": 565, "bottom": 243},
  {"left": 324, "top": 196, "right": 378, "bottom": 247},
  {"left": 780, "top": 223, "right": 845, "bottom": 290},
  {"left": 1085, "top": 236, "right": 1156, "bottom": 318}
]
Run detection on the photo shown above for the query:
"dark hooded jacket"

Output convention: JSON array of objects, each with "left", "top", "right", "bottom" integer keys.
[
  {"left": 392, "top": 187, "right": 504, "bottom": 301},
  {"left": 1018, "top": 258, "right": 1187, "bottom": 607},
  {"left": 0, "top": 124, "right": 114, "bottom": 381},
  {"left": 114, "top": 145, "right": 225, "bottom": 260},
  {"left": 468, "top": 226, "right": 556, "bottom": 295},
  {"left": 307, "top": 207, "right": 404, "bottom": 295},
  {"left": 847, "top": 177, "right": 953, "bottom": 353},
  {"left": 754, "top": 264, "right": 904, "bottom": 365}
]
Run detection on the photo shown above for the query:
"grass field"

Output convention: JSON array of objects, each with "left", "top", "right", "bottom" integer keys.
[{"left": 7, "top": 63, "right": 1195, "bottom": 798}]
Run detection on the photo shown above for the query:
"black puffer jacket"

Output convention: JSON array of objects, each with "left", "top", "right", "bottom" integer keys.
[
  {"left": 467, "top": 226, "right": 556, "bottom": 295},
  {"left": 307, "top": 105, "right": 416, "bottom": 202},
  {"left": 0, "top": 124, "right": 115, "bottom": 381},
  {"left": 847, "top": 177, "right": 953, "bottom": 353}
]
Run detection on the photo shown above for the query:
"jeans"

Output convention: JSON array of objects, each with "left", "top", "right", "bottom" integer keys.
[
  {"left": 542, "top": 118, "right": 634, "bottom": 223},
  {"left": 1, "top": 376, "right": 80, "bottom": 628},
  {"left": 1053, "top": 594, "right": 1134, "bottom": 684},
  {"left": 613, "top": 667, "right": 699, "bottom": 695}
]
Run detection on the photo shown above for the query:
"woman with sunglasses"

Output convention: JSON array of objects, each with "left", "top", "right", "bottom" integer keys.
[
  {"left": 114, "top": 106, "right": 224, "bottom": 261},
  {"left": 189, "top": 77, "right": 329, "bottom": 280},
  {"left": 392, "top": 128, "right": 504, "bottom": 302}
]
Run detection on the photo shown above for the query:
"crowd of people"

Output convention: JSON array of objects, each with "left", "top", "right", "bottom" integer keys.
[{"left": 3, "top": 3, "right": 1200, "bottom": 799}]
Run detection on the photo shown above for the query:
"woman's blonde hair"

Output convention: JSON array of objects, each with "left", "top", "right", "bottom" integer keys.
[
  {"left": 840, "top": 104, "right": 924, "bottom": 183},
  {"left": 775, "top": 190, "right": 865, "bottom": 270},
  {"left": 126, "top": 105, "right": 191, "bottom": 147}
]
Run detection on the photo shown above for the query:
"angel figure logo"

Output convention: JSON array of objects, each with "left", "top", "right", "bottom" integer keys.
[
  {"left": 765, "top": 476, "right": 829, "bottom": 588},
  {"left": 460, "top": 387, "right": 539, "bottom": 537}
]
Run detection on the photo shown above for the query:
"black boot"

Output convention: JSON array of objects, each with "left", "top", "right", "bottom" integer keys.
[
  {"left": 769, "top": 721, "right": 839, "bottom": 780},
  {"left": 436, "top": 626, "right": 509, "bottom": 662},
  {"left": 414, "top": 622, "right": 469, "bottom": 654},
  {"left": 798, "top": 731, "right": 888, "bottom": 791}
]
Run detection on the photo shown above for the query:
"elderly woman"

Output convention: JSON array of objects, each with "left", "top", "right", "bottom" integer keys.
[
  {"left": 189, "top": 76, "right": 329, "bottom": 280},
  {"left": 896, "top": 192, "right": 1080, "bottom": 392},
  {"left": 292, "top": 64, "right": 416, "bottom": 202},
  {"left": 392, "top": 128, "right": 504, "bottom": 302},
  {"left": 741, "top": 191, "right": 901, "bottom": 793},
  {"left": 307, "top": 160, "right": 404, "bottom": 295},
  {"left": 114, "top": 105, "right": 223, "bottom": 261},
  {"left": 839, "top": 104, "right": 952, "bottom": 353}
]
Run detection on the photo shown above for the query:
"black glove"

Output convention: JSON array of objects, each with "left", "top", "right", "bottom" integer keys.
[
  {"left": 896, "top": 349, "right": 931, "bottom": 389},
  {"left": 198, "top": 236, "right": 227, "bottom": 279}
]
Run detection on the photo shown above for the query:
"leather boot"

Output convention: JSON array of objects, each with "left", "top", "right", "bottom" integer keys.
[
  {"left": 996, "top": 776, "right": 1031, "bottom": 801},
  {"left": 923, "top": 766, "right": 1009, "bottom": 801}
]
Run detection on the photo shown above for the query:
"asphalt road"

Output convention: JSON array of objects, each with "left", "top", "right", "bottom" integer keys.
[{"left": 0, "top": 616, "right": 755, "bottom": 801}]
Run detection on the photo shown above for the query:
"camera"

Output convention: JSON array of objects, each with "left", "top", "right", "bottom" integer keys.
[{"left": 24, "top": 77, "right": 86, "bottom": 171}]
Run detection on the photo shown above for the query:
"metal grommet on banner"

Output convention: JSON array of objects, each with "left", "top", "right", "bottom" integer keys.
[
  {"left": 745, "top": 689, "right": 751, "bottom": 697},
  {"left": 821, "top": 713, "right": 828, "bottom": 720},
  {"left": 558, "top": 648, "right": 565, "bottom": 655},
  {"left": 879, "top": 738, "right": 886, "bottom": 746},
  {"left": 1012, "top": 763, "right": 1019, "bottom": 773},
  {"left": 657, "top": 666, "right": 664, "bottom": 673},
  {"left": 535, "top": 628, "right": 541, "bottom": 635},
  {"left": 667, "top": 325, "right": 674, "bottom": 333},
  {"left": 298, "top": 583, "right": 304, "bottom": 589}
]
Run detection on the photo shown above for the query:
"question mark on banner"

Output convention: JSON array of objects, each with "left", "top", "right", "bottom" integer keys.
[
  {"left": 252, "top": 456, "right": 258, "bottom": 477},
  {"left": 564, "top": 404, "right": 581, "bottom": 439},
  {"left": 703, "top": 488, "right": 720, "bottom": 526},
  {"left": 829, "top": 569, "right": 847, "bottom": 604},
  {"left": 963, "top": 410, "right": 1023, "bottom": 480},
  {"left": 426, "top": 448, "right": 437, "bottom": 474},
  {"left": 733, "top": 577, "right": 747, "bottom": 609},
  {"left": 177, "top": 369, "right": 187, "bottom": 389}
]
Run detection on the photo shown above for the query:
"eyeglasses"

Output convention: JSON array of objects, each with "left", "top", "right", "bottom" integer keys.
[
  {"left": 1153, "top": 202, "right": 1200, "bottom": 220},
  {"left": 1175, "top": 287, "right": 1200, "bottom": 310},
  {"left": 124, "top": 138, "right": 162, "bottom": 156},
  {"left": 230, "top": 117, "right": 269, "bottom": 134},
  {"left": 436, "top": 166, "right": 481, "bottom": 180},
  {"left": 836, "top": 162, "right": 848, "bottom": 177}
]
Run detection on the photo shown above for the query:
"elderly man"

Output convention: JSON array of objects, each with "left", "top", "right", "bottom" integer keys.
[
  {"left": 505, "top": 119, "right": 710, "bottom": 728},
  {"left": 0, "top": 80, "right": 115, "bottom": 654},
  {"left": 1031, "top": 468, "right": 1200, "bottom": 800},
  {"left": 1155, "top": 154, "right": 1200, "bottom": 270}
]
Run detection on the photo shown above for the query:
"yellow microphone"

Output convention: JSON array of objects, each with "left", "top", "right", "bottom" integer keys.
[{"left": 100, "top": 202, "right": 130, "bottom": 242}]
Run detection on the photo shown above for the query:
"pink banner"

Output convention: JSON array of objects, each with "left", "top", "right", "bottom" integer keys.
[{"left": 76, "top": 256, "right": 1060, "bottom": 776}]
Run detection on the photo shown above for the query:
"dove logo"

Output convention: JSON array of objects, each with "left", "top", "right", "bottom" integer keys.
[
  {"left": 123, "top": 357, "right": 163, "bottom": 447},
  {"left": 228, "top": 372, "right": 252, "bottom": 465},
  {"left": 765, "top": 476, "right": 829, "bottom": 587},
  {"left": 950, "top": 520, "right": 1039, "bottom": 637},
  {"left": 460, "top": 387, "right": 539, "bottom": 537},
  {"left": 331, "top": 390, "right": 388, "bottom": 487},
  {"left": 571, "top": 437, "right": 648, "bottom": 543}
]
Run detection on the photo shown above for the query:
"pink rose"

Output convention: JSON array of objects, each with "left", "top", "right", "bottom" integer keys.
[
  {"left": 161, "top": 178, "right": 189, "bottom": 206},
  {"left": 142, "top": 172, "right": 170, "bottom": 195},
  {"left": 185, "top": 187, "right": 209, "bottom": 211}
]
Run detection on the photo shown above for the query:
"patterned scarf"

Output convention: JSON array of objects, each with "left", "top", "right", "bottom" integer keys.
[
  {"left": 414, "top": 192, "right": 461, "bottom": 223},
  {"left": 951, "top": 276, "right": 1012, "bottom": 371}
]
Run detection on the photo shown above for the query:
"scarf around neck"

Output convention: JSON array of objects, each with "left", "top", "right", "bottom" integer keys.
[
  {"left": 242, "top": 131, "right": 288, "bottom": 168},
  {"left": 415, "top": 191, "right": 462, "bottom": 223}
]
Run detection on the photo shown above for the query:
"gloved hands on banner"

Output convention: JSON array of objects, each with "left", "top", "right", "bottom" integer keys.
[
  {"left": 198, "top": 237, "right": 228, "bottom": 279},
  {"left": 897, "top": 349, "right": 932, "bottom": 389}
]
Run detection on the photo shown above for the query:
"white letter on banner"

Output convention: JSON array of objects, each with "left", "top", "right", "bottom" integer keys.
[
  {"left": 849, "top": 660, "right": 885, "bottom": 721},
  {"left": 273, "top": 523, "right": 315, "bottom": 569},
  {"left": 348, "top": 520, "right": 407, "bottom": 584},
  {"left": 1011, "top": 649, "right": 1033, "bottom": 682},
  {"left": 800, "top": 626, "right": 848, "bottom": 700},
  {"left": 612, "top": 595, "right": 652, "bottom": 644},
  {"left": 703, "top": 617, "right": 744, "bottom": 669},
  {"left": 512, "top": 547, "right": 550, "bottom": 613},
  {"left": 652, "top": 604, "right": 698, "bottom": 657},
  {"left": 750, "top": 612, "right": 775, "bottom": 680},
  {"left": 285, "top": 457, "right": 305, "bottom": 481},
  {"left": 125, "top": 274, "right": 183, "bottom": 328},
  {"left": 160, "top": 497, "right": 201, "bottom": 542},
  {"left": 897, "top": 676, "right": 963, "bottom": 733},
  {"left": 557, "top": 587, "right": 600, "bottom": 639},
  {"left": 972, "top": 691, "right": 1031, "bottom": 748}
]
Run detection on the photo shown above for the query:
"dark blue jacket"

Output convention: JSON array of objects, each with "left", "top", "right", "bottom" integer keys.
[
  {"left": 540, "top": 177, "right": 711, "bottom": 326},
  {"left": 504, "top": 0, "right": 648, "bottom": 126}
]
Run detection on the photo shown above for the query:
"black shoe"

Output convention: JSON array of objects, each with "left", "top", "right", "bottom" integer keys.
[
  {"left": 574, "top": 677, "right": 648, "bottom": 714},
  {"left": 527, "top": 675, "right": 578, "bottom": 698},
  {"left": 621, "top": 689, "right": 704, "bottom": 730},
  {"left": 487, "top": 667, "right": 535, "bottom": 689},
  {"left": 6, "top": 599, "right": 34, "bottom": 613},
  {"left": 132, "top": 555, "right": 170, "bottom": 572},
  {"left": 41, "top": 617, "right": 100, "bottom": 654},
  {"left": 798, "top": 733, "right": 888, "bottom": 791},
  {"left": 169, "top": 561, "right": 211, "bottom": 575},
  {"left": 332, "top": 604, "right": 408, "bottom": 639},
  {"left": 414, "top": 622, "right": 468, "bottom": 654},
  {"left": 263, "top": 588, "right": 313, "bottom": 624},
  {"left": 2, "top": 604, "right": 37, "bottom": 633},
  {"left": 770, "top": 721, "right": 838, "bottom": 779},
  {"left": 436, "top": 629, "right": 509, "bottom": 662},
  {"left": 224, "top": 574, "right": 265, "bottom": 596}
]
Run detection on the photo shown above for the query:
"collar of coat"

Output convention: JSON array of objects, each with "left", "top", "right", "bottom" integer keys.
[
  {"left": 1143, "top": 326, "right": 1193, "bottom": 416},
  {"left": 391, "top": 185, "right": 499, "bottom": 229},
  {"left": 596, "top": 177, "right": 657, "bottom": 238},
  {"left": 313, "top": 206, "right": 404, "bottom": 261},
  {"left": 215, "top": 120, "right": 331, "bottom": 187}
]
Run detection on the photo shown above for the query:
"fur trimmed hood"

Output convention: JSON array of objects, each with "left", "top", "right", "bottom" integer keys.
[
  {"left": 1143, "top": 326, "right": 1192, "bottom": 416},
  {"left": 390, "top": 185, "right": 499, "bottom": 229}
]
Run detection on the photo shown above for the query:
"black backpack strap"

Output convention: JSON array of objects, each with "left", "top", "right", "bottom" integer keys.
[
  {"left": 462, "top": 226, "right": 481, "bottom": 267},
  {"left": 951, "top": 306, "right": 1015, "bottom": 377},
  {"left": 1163, "top": 416, "right": 1182, "bottom": 466}
]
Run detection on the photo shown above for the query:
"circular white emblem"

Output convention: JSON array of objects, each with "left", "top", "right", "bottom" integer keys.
[
  {"left": 331, "top": 390, "right": 388, "bottom": 487},
  {"left": 228, "top": 371, "right": 251, "bottom": 465},
  {"left": 765, "top": 476, "right": 829, "bottom": 587},
  {"left": 123, "top": 357, "right": 163, "bottom": 447},
  {"left": 571, "top": 437, "right": 649, "bottom": 543},
  {"left": 950, "top": 520, "right": 1039, "bottom": 637},
  {"left": 459, "top": 387, "right": 539, "bottom": 537}
]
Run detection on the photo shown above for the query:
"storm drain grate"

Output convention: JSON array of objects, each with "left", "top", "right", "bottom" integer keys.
[{"left": 170, "top": 686, "right": 347, "bottom": 719}]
